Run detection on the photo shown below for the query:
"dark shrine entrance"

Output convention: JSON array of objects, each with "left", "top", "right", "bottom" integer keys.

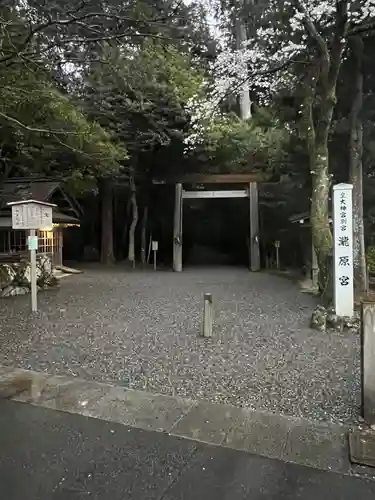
[
  {"left": 154, "top": 173, "right": 270, "bottom": 272},
  {"left": 183, "top": 196, "right": 249, "bottom": 267}
]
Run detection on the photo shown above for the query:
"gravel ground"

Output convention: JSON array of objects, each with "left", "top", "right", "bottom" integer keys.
[{"left": 0, "top": 266, "right": 361, "bottom": 425}]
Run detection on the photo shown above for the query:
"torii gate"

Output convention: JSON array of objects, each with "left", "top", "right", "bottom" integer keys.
[{"left": 154, "top": 173, "right": 271, "bottom": 272}]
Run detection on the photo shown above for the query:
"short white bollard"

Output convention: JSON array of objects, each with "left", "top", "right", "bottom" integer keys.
[
  {"left": 152, "top": 241, "right": 158, "bottom": 271},
  {"left": 202, "top": 293, "right": 213, "bottom": 338}
]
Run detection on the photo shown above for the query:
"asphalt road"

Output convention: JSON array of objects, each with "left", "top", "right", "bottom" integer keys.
[{"left": 0, "top": 400, "right": 374, "bottom": 499}]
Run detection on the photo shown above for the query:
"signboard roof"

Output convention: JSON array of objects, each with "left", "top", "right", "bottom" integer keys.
[{"left": 7, "top": 199, "right": 56, "bottom": 207}]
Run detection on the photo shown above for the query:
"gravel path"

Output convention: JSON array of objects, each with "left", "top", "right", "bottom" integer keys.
[{"left": 0, "top": 266, "right": 361, "bottom": 424}]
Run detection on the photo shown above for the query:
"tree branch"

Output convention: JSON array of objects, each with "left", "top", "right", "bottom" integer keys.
[
  {"left": 0, "top": 2, "right": 89, "bottom": 63},
  {"left": 348, "top": 20, "right": 375, "bottom": 37},
  {"left": 217, "top": 53, "right": 300, "bottom": 109},
  {"left": 348, "top": 36, "right": 364, "bottom": 122},
  {"left": 299, "top": 60, "right": 319, "bottom": 164},
  {"left": 328, "top": 0, "right": 349, "bottom": 89},
  {"left": 57, "top": 30, "right": 172, "bottom": 46},
  {"left": 0, "top": 4, "right": 186, "bottom": 64},
  {"left": 0, "top": 111, "right": 79, "bottom": 135},
  {"left": 52, "top": 135, "right": 116, "bottom": 162},
  {"left": 293, "top": 0, "right": 330, "bottom": 81}
]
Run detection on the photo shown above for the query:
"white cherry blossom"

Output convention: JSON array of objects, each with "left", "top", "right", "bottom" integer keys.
[{"left": 185, "top": 0, "right": 375, "bottom": 146}]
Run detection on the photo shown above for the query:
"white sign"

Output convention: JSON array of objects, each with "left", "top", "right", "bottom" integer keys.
[
  {"left": 152, "top": 241, "right": 158, "bottom": 251},
  {"left": 10, "top": 202, "right": 53, "bottom": 230},
  {"left": 27, "top": 236, "right": 38, "bottom": 251},
  {"left": 333, "top": 183, "right": 354, "bottom": 317}
]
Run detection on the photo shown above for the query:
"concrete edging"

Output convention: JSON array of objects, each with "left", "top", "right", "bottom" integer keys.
[{"left": 0, "top": 365, "right": 354, "bottom": 475}]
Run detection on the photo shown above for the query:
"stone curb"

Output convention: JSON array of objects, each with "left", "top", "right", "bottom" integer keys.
[{"left": 0, "top": 365, "right": 356, "bottom": 475}]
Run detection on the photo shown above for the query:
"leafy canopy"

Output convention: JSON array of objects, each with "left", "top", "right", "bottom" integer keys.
[
  {"left": 83, "top": 42, "right": 204, "bottom": 170},
  {"left": 0, "top": 61, "right": 125, "bottom": 183},
  {"left": 190, "top": 111, "right": 288, "bottom": 173}
]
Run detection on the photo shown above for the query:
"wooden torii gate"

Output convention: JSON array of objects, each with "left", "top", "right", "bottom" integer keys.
[{"left": 154, "top": 173, "right": 270, "bottom": 272}]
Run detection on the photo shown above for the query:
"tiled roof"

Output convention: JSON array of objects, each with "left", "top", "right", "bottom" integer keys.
[{"left": 0, "top": 180, "right": 60, "bottom": 204}]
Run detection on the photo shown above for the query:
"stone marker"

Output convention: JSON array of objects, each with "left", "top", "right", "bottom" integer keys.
[
  {"left": 333, "top": 183, "right": 354, "bottom": 318},
  {"left": 348, "top": 302, "right": 375, "bottom": 473},
  {"left": 349, "top": 428, "right": 375, "bottom": 468},
  {"left": 361, "top": 301, "right": 375, "bottom": 424}
]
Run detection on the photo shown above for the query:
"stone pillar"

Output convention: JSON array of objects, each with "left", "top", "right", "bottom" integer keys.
[
  {"left": 333, "top": 183, "right": 354, "bottom": 317},
  {"left": 361, "top": 301, "right": 375, "bottom": 424}
]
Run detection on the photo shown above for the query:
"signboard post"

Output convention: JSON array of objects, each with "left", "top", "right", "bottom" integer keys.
[
  {"left": 28, "top": 229, "right": 38, "bottom": 312},
  {"left": 152, "top": 241, "right": 158, "bottom": 271},
  {"left": 333, "top": 183, "right": 354, "bottom": 318},
  {"left": 7, "top": 200, "right": 55, "bottom": 313}
]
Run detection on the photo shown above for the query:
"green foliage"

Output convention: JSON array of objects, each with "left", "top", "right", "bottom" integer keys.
[
  {"left": 367, "top": 246, "right": 375, "bottom": 273},
  {"left": 0, "top": 62, "right": 125, "bottom": 188},
  {"left": 83, "top": 42, "right": 204, "bottom": 178},
  {"left": 191, "top": 113, "right": 288, "bottom": 173},
  {"left": 0, "top": 1, "right": 211, "bottom": 192},
  {"left": 1, "top": 0, "right": 287, "bottom": 197}
]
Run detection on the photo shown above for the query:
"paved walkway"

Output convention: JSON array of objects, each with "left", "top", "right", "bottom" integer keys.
[
  {"left": 0, "top": 366, "right": 351, "bottom": 474},
  {"left": 1, "top": 398, "right": 375, "bottom": 500},
  {"left": 0, "top": 266, "right": 361, "bottom": 424}
]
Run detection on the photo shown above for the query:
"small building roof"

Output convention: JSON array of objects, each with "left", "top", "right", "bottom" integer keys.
[
  {"left": 289, "top": 211, "right": 333, "bottom": 225},
  {"left": 1, "top": 180, "right": 61, "bottom": 205},
  {"left": 289, "top": 211, "right": 310, "bottom": 224},
  {"left": 0, "top": 179, "right": 82, "bottom": 220},
  {"left": 52, "top": 211, "right": 80, "bottom": 224}
]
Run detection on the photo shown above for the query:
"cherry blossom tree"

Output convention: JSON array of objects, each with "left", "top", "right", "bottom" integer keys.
[{"left": 190, "top": 0, "right": 375, "bottom": 297}]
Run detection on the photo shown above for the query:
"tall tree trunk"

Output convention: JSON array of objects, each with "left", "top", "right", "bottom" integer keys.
[
  {"left": 235, "top": 13, "right": 252, "bottom": 120},
  {"left": 0, "top": 150, "right": 12, "bottom": 209},
  {"left": 121, "top": 197, "right": 131, "bottom": 259},
  {"left": 297, "top": 0, "right": 348, "bottom": 304},
  {"left": 311, "top": 144, "right": 333, "bottom": 300},
  {"left": 349, "top": 36, "right": 367, "bottom": 294},
  {"left": 140, "top": 205, "right": 148, "bottom": 266},
  {"left": 301, "top": 62, "right": 335, "bottom": 300},
  {"left": 100, "top": 179, "right": 115, "bottom": 264},
  {"left": 128, "top": 174, "right": 138, "bottom": 264}
]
